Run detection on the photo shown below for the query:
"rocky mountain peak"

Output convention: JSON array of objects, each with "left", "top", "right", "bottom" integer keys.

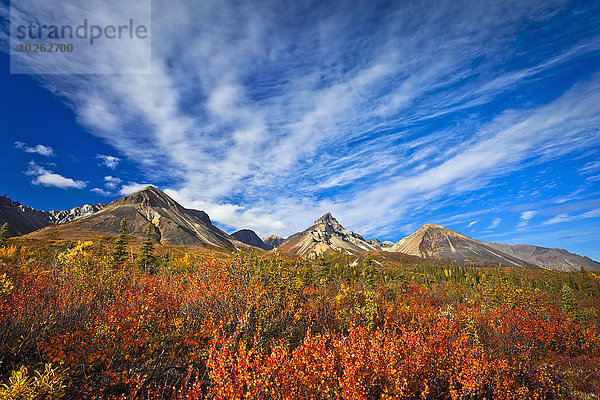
[
  {"left": 278, "top": 213, "right": 375, "bottom": 257},
  {"left": 420, "top": 223, "right": 446, "bottom": 230},
  {"left": 111, "top": 186, "right": 180, "bottom": 210},
  {"left": 314, "top": 212, "right": 336, "bottom": 224},
  {"left": 263, "top": 235, "right": 284, "bottom": 247},
  {"left": 26, "top": 186, "right": 235, "bottom": 249}
]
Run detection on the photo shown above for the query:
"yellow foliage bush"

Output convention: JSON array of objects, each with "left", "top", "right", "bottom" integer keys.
[
  {"left": 0, "top": 364, "right": 66, "bottom": 400},
  {"left": 0, "top": 273, "right": 13, "bottom": 295},
  {"left": 57, "top": 241, "right": 95, "bottom": 269},
  {"left": 0, "top": 245, "right": 17, "bottom": 263}
]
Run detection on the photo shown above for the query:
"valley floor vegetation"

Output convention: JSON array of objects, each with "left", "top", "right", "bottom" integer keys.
[{"left": 0, "top": 223, "right": 599, "bottom": 399}]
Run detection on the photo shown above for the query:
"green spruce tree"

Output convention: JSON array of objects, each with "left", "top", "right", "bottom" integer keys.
[
  {"left": 0, "top": 223, "right": 8, "bottom": 247},
  {"left": 362, "top": 253, "right": 377, "bottom": 286},
  {"left": 138, "top": 221, "right": 156, "bottom": 273},
  {"left": 561, "top": 283, "right": 581, "bottom": 322},
  {"left": 113, "top": 218, "right": 130, "bottom": 265}
]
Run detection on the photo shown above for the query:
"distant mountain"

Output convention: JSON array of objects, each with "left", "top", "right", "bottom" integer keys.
[
  {"left": 389, "top": 224, "right": 532, "bottom": 268},
  {"left": 483, "top": 242, "right": 600, "bottom": 272},
  {"left": 263, "top": 235, "right": 284, "bottom": 248},
  {"left": 232, "top": 229, "right": 273, "bottom": 250},
  {"left": 278, "top": 212, "right": 376, "bottom": 258},
  {"left": 390, "top": 223, "right": 600, "bottom": 271},
  {"left": 27, "top": 186, "right": 236, "bottom": 249},
  {"left": 367, "top": 238, "right": 395, "bottom": 251},
  {"left": 48, "top": 203, "right": 106, "bottom": 224},
  {"left": 0, "top": 194, "right": 104, "bottom": 236}
]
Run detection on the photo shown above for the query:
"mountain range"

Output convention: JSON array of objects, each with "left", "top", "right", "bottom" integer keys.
[
  {"left": 0, "top": 194, "right": 104, "bottom": 236},
  {"left": 2, "top": 186, "right": 598, "bottom": 271}
]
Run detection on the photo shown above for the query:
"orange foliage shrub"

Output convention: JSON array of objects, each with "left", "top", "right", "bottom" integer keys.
[{"left": 0, "top": 247, "right": 598, "bottom": 399}]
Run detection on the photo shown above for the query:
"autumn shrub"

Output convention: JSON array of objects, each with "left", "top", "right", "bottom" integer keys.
[{"left": 0, "top": 246, "right": 599, "bottom": 399}]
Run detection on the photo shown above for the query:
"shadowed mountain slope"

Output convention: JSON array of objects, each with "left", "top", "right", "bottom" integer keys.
[
  {"left": 483, "top": 242, "right": 600, "bottom": 272},
  {"left": 232, "top": 229, "right": 273, "bottom": 250}
]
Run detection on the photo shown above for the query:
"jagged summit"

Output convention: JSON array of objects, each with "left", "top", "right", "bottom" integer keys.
[
  {"left": 8, "top": 187, "right": 598, "bottom": 270},
  {"left": 0, "top": 194, "right": 104, "bottom": 236},
  {"left": 367, "top": 238, "right": 394, "bottom": 251},
  {"left": 315, "top": 212, "right": 335, "bottom": 224},
  {"left": 278, "top": 213, "right": 375, "bottom": 257}
]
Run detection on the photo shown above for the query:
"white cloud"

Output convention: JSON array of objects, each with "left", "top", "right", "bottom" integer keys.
[
  {"left": 578, "top": 161, "right": 600, "bottom": 182},
  {"left": 467, "top": 219, "right": 478, "bottom": 227},
  {"left": 90, "top": 176, "right": 124, "bottom": 196},
  {"left": 119, "top": 182, "right": 153, "bottom": 196},
  {"left": 15, "top": 141, "right": 54, "bottom": 156},
  {"left": 91, "top": 187, "right": 112, "bottom": 196},
  {"left": 520, "top": 211, "right": 537, "bottom": 220},
  {"left": 578, "top": 160, "right": 600, "bottom": 175},
  {"left": 104, "top": 176, "right": 122, "bottom": 190},
  {"left": 542, "top": 213, "right": 573, "bottom": 225},
  {"left": 25, "top": 161, "right": 86, "bottom": 189},
  {"left": 488, "top": 218, "right": 501, "bottom": 229},
  {"left": 516, "top": 211, "right": 537, "bottom": 227},
  {"left": 96, "top": 154, "right": 120, "bottom": 169},
  {"left": 542, "top": 208, "right": 600, "bottom": 226},
  {"left": 164, "top": 188, "right": 294, "bottom": 236},
  {"left": 3, "top": 0, "right": 600, "bottom": 238}
]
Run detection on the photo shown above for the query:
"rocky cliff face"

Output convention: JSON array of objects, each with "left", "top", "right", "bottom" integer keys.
[
  {"left": 48, "top": 203, "right": 106, "bottom": 224},
  {"left": 367, "top": 238, "right": 395, "bottom": 251}
]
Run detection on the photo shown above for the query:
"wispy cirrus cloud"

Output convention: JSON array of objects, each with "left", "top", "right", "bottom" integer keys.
[
  {"left": 542, "top": 208, "right": 600, "bottom": 226},
  {"left": 2, "top": 0, "right": 600, "bottom": 239},
  {"left": 488, "top": 218, "right": 501, "bottom": 230},
  {"left": 517, "top": 211, "right": 537, "bottom": 228}
]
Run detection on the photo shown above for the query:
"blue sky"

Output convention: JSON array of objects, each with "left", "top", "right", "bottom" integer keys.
[{"left": 1, "top": 0, "right": 600, "bottom": 259}]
